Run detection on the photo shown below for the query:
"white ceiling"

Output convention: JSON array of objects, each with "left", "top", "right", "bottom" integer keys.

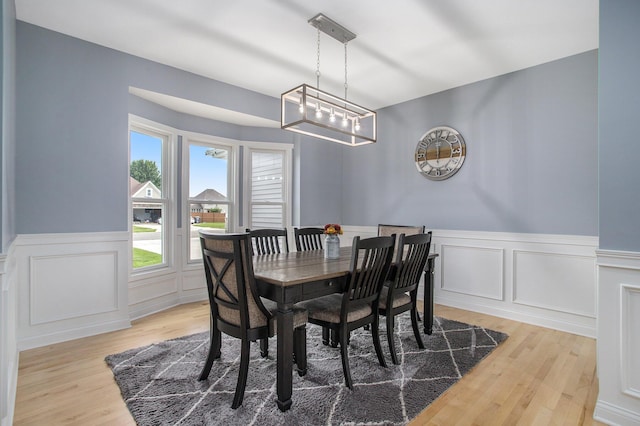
[{"left": 16, "top": 0, "right": 598, "bottom": 126}]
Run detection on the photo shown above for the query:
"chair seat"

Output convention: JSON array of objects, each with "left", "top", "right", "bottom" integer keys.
[
  {"left": 261, "top": 298, "right": 308, "bottom": 333},
  {"left": 300, "top": 294, "right": 372, "bottom": 324},
  {"left": 378, "top": 291, "right": 411, "bottom": 310}
]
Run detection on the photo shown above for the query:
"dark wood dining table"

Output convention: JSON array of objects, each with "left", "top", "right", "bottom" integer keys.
[{"left": 253, "top": 246, "right": 438, "bottom": 412}]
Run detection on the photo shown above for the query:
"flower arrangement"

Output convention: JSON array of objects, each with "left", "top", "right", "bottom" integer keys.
[{"left": 324, "top": 224, "right": 343, "bottom": 235}]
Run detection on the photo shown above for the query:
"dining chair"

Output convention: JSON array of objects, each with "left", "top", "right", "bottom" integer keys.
[
  {"left": 378, "top": 224, "right": 425, "bottom": 253},
  {"left": 294, "top": 227, "right": 324, "bottom": 251},
  {"left": 198, "top": 232, "right": 307, "bottom": 409},
  {"left": 378, "top": 232, "right": 432, "bottom": 364},
  {"left": 300, "top": 234, "right": 396, "bottom": 389},
  {"left": 376, "top": 224, "right": 426, "bottom": 324},
  {"left": 245, "top": 228, "right": 289, "bottom": 255}
]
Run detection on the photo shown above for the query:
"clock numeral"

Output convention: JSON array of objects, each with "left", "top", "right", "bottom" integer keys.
[{"left": 452, "top": 148, "right": 461, "bottom": 155}]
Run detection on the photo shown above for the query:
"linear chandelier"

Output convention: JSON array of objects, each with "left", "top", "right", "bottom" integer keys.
[{"left": 281, "top": 13, "right": 377, "bottom": 146}]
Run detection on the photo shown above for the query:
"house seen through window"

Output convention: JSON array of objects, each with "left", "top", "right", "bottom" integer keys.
[{"left": 130, "top": 128, "right": 168, "bottom": 270}]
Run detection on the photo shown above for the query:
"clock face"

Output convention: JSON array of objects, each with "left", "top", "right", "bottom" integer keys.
[{"left": 415, "top": 126, "right": 466, "bottom": 180}]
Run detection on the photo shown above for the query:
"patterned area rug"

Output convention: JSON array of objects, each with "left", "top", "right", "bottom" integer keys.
[{"left": 106, "top": 313, "right": 507, "bottom": 425}]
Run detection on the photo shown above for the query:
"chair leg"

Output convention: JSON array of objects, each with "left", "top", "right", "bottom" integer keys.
[
  {"left": 260, "top": 338, "right": 269, "bottom": 358},
  {"left": 411, "top": 304, "right": 425, "bottom": 349},
  {"left": 198, "top": 322, "right": 221, "bottom": 380},
  {"left": 339, "top": 328, "right": 353, "bottom": 390},
  {"left": 330, "top": 329, "right": 339, "bottom": 348},
  {"left": 294, "top": 325, "right": 307, "bottom": 376},
  {"left": 371, "top": 315, "right": 387, "bottom": 368},
  {"left": 387, "top": 313, "right": 399, "bottom": 365},
  {"left": 232, "top": 338, "right": 251, "bottom": 409},
  {"left": 322, "top": 327, "right": 329, "bottom": 346}
]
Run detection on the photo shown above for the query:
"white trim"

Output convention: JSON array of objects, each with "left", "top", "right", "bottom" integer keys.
[
  {"left": 620, "top": 283, "right": 640, "bottom": 399},
  {"left": 128, "top": 117, "right": 176, "bottom": 275},
  {"left": 432, "top": 228, "right": 598, "bottom": 247},
  {"left": 597, "top": 249, "right": 640, "bottom": 269},
  {"left": 596, "top": 250, "right": 640, "bottom": 426},
  {"left": 182, "top": 134, "right": 237, "bottom": 263},
  {"left": 244, "top": 145, "right": 293, "bottom": 231},
  {"left": 0, "top": 242, "right": 18, "bottom": 426},
  {"left": 594, "top": 400, "right": 640, "bottom": 426}
]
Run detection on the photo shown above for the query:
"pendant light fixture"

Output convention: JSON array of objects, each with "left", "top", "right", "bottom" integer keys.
[{"left": 281, "top": 13, "right": 377, "bottom": 146}]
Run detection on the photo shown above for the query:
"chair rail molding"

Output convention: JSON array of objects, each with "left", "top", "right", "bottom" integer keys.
[{"left": 595, "top": 249, "right": 640, "bottom": 426}]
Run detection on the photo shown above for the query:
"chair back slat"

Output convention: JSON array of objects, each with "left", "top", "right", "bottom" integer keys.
[
  {"left": 246, "top": 228, "right": 289, "bottom": 255},
  {"left": 294, "top": 227, "right": 324, "bottom": 251}
]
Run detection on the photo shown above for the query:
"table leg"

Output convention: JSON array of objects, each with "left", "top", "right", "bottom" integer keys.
[
  {"left": 423, "top": 257, "right": 435, "bottom": 335},
  {"left": 276, "top": 302, "right": 294, "bottom": 411}
]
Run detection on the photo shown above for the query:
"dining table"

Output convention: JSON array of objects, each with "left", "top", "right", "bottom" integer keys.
[{"left": 253, "top": 246, "right": 438, "bottom": 412}]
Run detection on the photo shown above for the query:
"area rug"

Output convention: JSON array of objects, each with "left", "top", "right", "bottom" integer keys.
[{"left": 106, "top": 314, "right": 507, "bottom": 425}]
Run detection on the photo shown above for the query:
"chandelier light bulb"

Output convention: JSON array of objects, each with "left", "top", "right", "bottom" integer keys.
[
  {"left": 329, "top": 108, "right": 336, "bottom": 123},
  {"left": 315, "top": 103, "right": 322, "bottom": 119},
  {"left": 354, "top": 117, "right": 361, "bottom": 131},
  {"left": 298, "top": 99, "right": 305, "bottom": 114}
]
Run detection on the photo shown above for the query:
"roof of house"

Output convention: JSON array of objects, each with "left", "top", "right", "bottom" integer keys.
[
  {"left": 192, "top": 188, "right": 227, "bottom": 202},
  {"left": 130, "top": 177, "right": 144, "bottom": 196}
]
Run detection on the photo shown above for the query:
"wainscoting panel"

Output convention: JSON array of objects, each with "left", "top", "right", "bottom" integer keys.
[
  {"left": 181, "top": 267, "right": 206, "bottom": 292},
  {"left": 621, "top": 283, "right": 640, "bottom": 399},
  {"left": 429, "top": 229, "right": 598, "bottom": 337},
  {"left": 15, "top": 232, "right": 130, "bottom": 350},
  {"left": 441, "top": 245, "right": 504, "bottom": 300},
  {"left": 595, "top": 250, "right": 640, "bottom": 426},
  {"left": 30, "top": 252, "right": 118, "bottom": 324},
  {"left": 513, "top": 250, "right": 596, "bottom": 317},
  {"left": 335, "top": 227, "right": 598, "bottom": 337}
]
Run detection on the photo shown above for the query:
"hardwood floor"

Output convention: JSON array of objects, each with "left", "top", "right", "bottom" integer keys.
[{"left": 13, "top": 302, "right": 604, "bottom": 425}]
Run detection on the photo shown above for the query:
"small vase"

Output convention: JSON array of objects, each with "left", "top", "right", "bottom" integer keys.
[{"left": 324, "top": 234, "right": 340, "bottom": 259}]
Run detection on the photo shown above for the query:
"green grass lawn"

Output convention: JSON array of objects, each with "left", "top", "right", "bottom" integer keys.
[
  {"left": 133, "top": 247, "right": 162, "bottom": 268},
  {"left": 193, "top": 222, "right": 226, "bottom": 229},
  {"left": 133, "top": 225, "right": 157, "bottom": 233}
]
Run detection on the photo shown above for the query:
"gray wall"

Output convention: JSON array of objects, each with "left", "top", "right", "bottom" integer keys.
[
  {"left": 1, "top": 0, "right": 16, "bottom": 251},
  {"left": 342, "top": 51, "right": 598, "bottom": 236},
  {"left": 16, "top": 21, "right": 598, "bottom": 238},
  {"left": 599, "top": 0, "right": 640, "bottom": 252},
  {"left": 16, "top": 22, "right": 338, "bottom": 234}
]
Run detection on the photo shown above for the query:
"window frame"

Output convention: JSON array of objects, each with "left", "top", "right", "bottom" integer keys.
[
  {"left": 243, "top": 143, "right": 293, "bottom": 231},
  {"left": 183, "top": 133, "right": 237, "bottom": 264},
  {"left": 128, "top": 116, "right": 293, "bottom": 275},
  {"left": 128, "top": 117, "right": 176, "bottom": 276}
]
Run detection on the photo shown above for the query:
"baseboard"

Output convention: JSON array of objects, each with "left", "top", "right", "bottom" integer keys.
[
  {"left": 595, "top": 400, "right": 640, "bottom": 426},
  {"left": 435, "top": 295, "right": 596, "bottom": 337},
  {"left": 18, "top": 318, "right": 131, "bottom": 351}
]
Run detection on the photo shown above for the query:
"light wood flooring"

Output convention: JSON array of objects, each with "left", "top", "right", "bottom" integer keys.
[{"left": 13, "top": 302, "right": 604, "bottom": 425}]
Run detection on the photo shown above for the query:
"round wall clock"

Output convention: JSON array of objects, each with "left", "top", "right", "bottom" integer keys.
[{"left": 414, "top": 126, "right": 466, "bottom": 180}]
